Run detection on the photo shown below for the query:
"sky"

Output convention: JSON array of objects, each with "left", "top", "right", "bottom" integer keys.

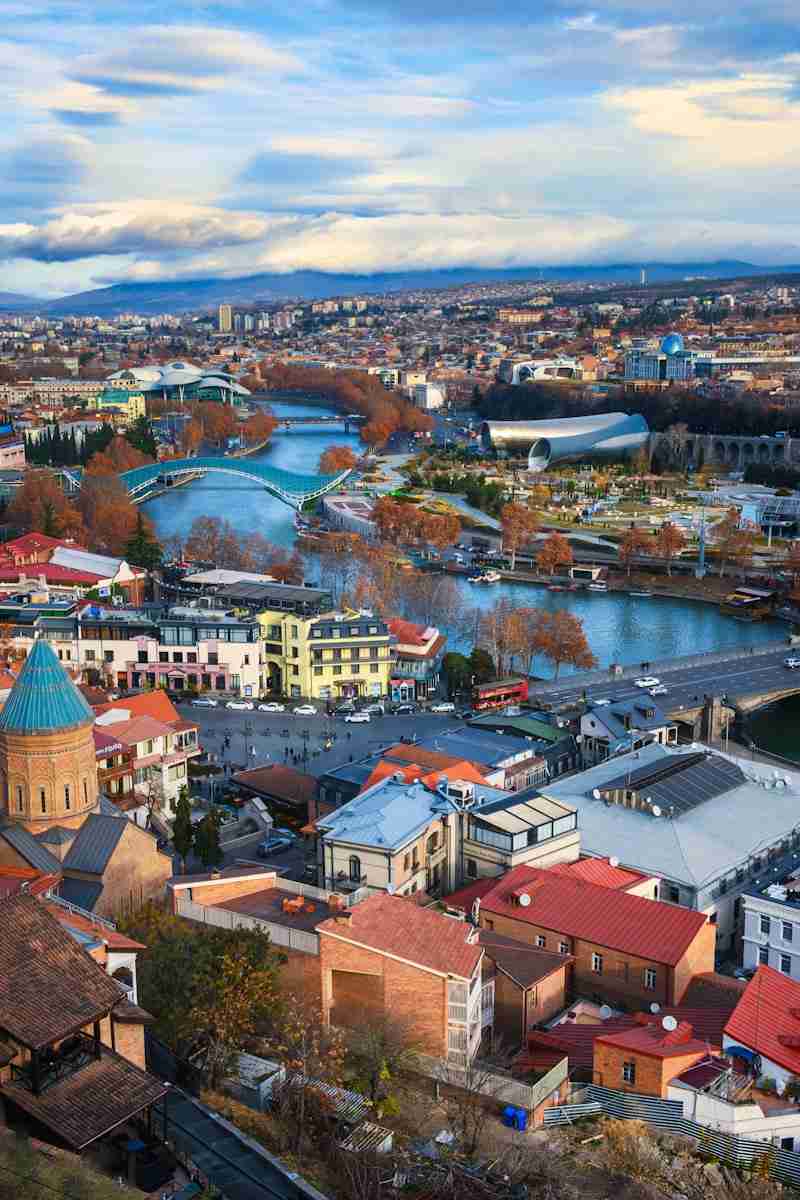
[{"left": 2, "top": 0, "right": 800, "bottom": 296}]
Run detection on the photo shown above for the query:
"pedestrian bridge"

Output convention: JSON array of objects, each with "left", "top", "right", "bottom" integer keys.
[{"left": 118, "top": 457, "right": 353, "bottom": 509}]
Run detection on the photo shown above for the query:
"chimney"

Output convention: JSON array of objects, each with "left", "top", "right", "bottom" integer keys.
[{"left": 336, "top": 908, "right": 353, "bottom": 924}]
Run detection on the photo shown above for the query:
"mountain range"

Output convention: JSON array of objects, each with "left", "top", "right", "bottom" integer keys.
[{"left": 2, "top": 261, "right": 799, "bottom": 316}]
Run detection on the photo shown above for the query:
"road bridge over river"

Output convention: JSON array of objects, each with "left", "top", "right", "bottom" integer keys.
[{"left": 530, "top": 640, "right": 800, "bottom": 725}]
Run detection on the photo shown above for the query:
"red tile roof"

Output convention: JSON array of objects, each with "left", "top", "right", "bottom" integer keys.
[
  {"left": 724, "top": 965, "right": 800, "bottom": 1076},
  {"left": 360, "top": 758, "right": 489, "bottom": 794},
  {"left": 317, "top": 893, "right": 482, "bottom": 980},
  {"left": 595, "top": 1021, "right": 709, "bottom": 1060},
  {"left": 387, "top": 618, "right": 432, "bottom": 646},
  {"left": 446, "top": 865, "right": 709, "bottom": 966},
  {"left": 94, "top": 690, "right": 180, "bottom": 725},
  {"left": 549, "top": 857, "right": 651, "bottom": 891},
  {"left": 0, "top": 564, "right": 102, "bottom": 584}
]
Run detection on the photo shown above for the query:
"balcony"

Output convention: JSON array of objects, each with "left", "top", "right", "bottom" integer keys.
[
  {"left": 10, "top": 1032, "right": 98, "bottom": 1095},
  {"left": 329, "top": 871, "right": 368, "bottom": 894}
]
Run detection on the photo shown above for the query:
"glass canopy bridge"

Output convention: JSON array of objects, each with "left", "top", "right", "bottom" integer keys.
[{"left": 117, "top": 457, "right": 353, "bottom": 510}]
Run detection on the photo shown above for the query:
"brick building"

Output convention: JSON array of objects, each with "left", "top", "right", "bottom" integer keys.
[
  {"left": 593, "top": 1020, "right": 709, "bottom": 1096},
  {"left": 448, "top": 864, "right": 715, "bottom": 1009}
]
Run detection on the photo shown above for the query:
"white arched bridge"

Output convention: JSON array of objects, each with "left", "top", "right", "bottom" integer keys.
[{"left": 117, "top": 457, "right": 353, "bottom": 510}]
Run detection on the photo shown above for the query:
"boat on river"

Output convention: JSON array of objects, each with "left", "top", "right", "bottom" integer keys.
[
  {"left": 469, "top": 570, "right": 501, "bottom": 584},
  {"left": 629, "top": 589, "right": 653, "bottom": 598},
  {"left": 588, "top": 582, "right": 608, "bottom": 592}
]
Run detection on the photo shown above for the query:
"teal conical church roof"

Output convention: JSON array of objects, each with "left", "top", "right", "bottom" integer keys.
[{"left": 0, "top": 639, "right": 94, "bottom": 734}]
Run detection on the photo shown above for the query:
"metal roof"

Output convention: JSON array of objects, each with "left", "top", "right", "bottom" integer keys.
[
  {"left": 58, "top": 877, "right": 104, "bottom": 911},
  {"left": 63, "top": 813, "right": 127, "bottom": 875},
  {"left": 0, "top": 822, "right": 62, "bottom": 873},
  {"left": 0, "top": 638, "right": 94, "bottom": 734},
  {"left": 600, "top": 751, "right": 747, "bottom": 816}
]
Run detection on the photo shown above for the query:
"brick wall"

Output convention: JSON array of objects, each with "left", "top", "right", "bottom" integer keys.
[
  {"left": 170, "top": 873, "right": 277, "bottom": 912},
  {"left": 479, "top": 910, "right": 712, "bottom": 1008},
  {"left": 280, "top": 947, "right": 322, "bottom": 1006},
  {"left": 87, "top": 823, "right": 172, "bottom": 919},
  {"left": 593, "top": 1041, "right": 705, "bottom": 1098},
  {"left": 319, "top": 934, "right": 449, "bottom": 1057},
  {"left": 491, "top": 965, "right": 568, "bottom": 1046}
]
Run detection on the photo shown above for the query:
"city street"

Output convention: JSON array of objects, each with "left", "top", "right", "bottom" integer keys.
[
  {"left": 529, "top": 641, "right": 795, "bottom": 713},
  {"left": 179, "top": 702, "right": 466, "bottom": 780}
]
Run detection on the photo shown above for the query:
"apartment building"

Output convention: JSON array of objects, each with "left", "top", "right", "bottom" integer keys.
[
  {"left": 448, "top": 865, "right": 715, "bottom": 1009},
  {"left": 386, "top": 618, "right": 445, "bottom": 701}
]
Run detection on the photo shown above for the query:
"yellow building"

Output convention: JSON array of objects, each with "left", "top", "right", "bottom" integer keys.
[
  {"left": 87, "top": 388, "right": 146, "bottom": 423},
  {"left": 258, "top": 605, "right": 394, "bottom": 701}
]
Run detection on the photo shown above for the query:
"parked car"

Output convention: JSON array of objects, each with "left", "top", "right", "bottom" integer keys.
[
  {"left": 394, "top": 702, "right": 418, "bottom": 715},
  {"left": 258, "top": 701, "right": 286, "bottom": 712},
  {"left": 430, "top": 701, "right": 456, "bottom": 713},
  {"left": 592, "top": 698, "right": 612, "bottom": 707},
  {"left": 649, "top": 684, "right": 668, "bottom": 696},
  {"left": 363, "top": 703, "right": 384, "bottom": 716},
  {"left": 256, "top": 837, "right": 293, "bottom": 858},
  {"left": 335, "top": 701, "right": 355, "bottom": 714},
  {"left": 191, "top": 697, "right": 218, "bottom": 707},
  {"left": 226, "top": 699, "right": 254, "bottom": 710},
  {"left": 271, "top": 826, "right": 298, "bottom": 843},
  {"left": 784, "top": 657, "right": 800, "bottom": 670},
  {"left": 634, "top": 677, "right": 660, "bottom": 689},
  {"left": 293, "top": 704, "right": 317, "bottom": 716},
  {"left": 344, "top": 712, "right": 371, "bottom": 723}
]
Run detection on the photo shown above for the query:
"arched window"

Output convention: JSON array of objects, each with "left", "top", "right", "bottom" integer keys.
[
  {"left": 83, "top": 779, "right": 88, "bottom": 803},
  {"left": 15, "top": 785, "right": 23, "bottom": 813},
  {"left": 348, "top": 855, "right": 362, "bottom": 882},
  {"left": 40, "top": 788, "right": 47, "bottom": 814},
  {"left": 64, "top": 784, "right": 71, "bottom": 810}
]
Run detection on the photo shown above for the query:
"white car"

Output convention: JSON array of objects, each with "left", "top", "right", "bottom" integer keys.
[
  {"left": 649, "top": 684, "right": 668, "bottom": 696},
  {"left": 226, "top": 700, "right": 254, "bottom": 711},
  {"left": 634, "top": 677, "right": 660, "bottom": 689},
  {"left": 593, "top": 698, "right": 612, "bottom": 707},
  {"left": 785, "top": 658, "right": 800, "bottom": 670},
  {"left": 191, "top": 697, "right": 218, "bottom": 707},
  {"left": 344, "top": 711, "right": 371, "bottom": 723},
  {"left": 430, "top": 701, "right": 456, "bottom": 713},
  {"left": 258, "top": 702, "right": 286, "bottom": 712},
  {"left": 293, "top": 704, "right": 317, "bottom": 716}
]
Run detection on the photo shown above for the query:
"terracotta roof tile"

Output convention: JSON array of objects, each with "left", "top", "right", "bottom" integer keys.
[
  {"left": 549, "top": 857, "right": 650, "bottom": 891},
  {"left": 318, "top": 893, "right": 482, "bottom": 979},
  {"left": 724, "top": 965, "right": 800, "bottom": 1075},
  {"left": 447, "top": 864, "right": 709, "bottom": 966}
]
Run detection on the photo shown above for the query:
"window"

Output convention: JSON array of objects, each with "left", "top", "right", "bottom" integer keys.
[
  {"left": 370, "top": 664, "right": 379, "bottom": 673},
  {"left": 466, "top": 859, "right": 477, "bottom": 878},
  {"left": 291, "top": 625, "right": 298, "bottom": 639},
  {"left": 622, "top": 1061, "right": 636, "bottom": 1085},
  {"left": 40, "top": 788, "right": 46, "bottom": 813},
  {"left": 291, "top": 647, "right": 298, "bottom": 659},
  {"left": 403, "top": 853, "right": 410, "bottom": 871},
  {"left": 784, "top": 922, "right": 794, "bottom": 943},
  {"left": 348, "top": 855, "right": 362, "bottom": 882},
  {"left": 558, "top": 941, "right": 569, "bottom": 955},
  {"left": 15, "top": 785, "right": 23, "bottom": 812},
  {"left": 292, "top": 665, "right": 299, "bottom": 676},
  {"left": 64, "top": 785, "right": 70, "bottom": 811},
  {"left": 173, "top": 652, "right": 183, "bottom": 663},
  {"left": 85, "top": 649, "right": 96, "bottom": 662},
  {"left": 427, "top": 833, "right": 438, "bottom": 855},
  {"left": 591, "top": 953, "right": 603, "bottom": 974},
  {"left": 159, "top": 651, "right": 169, "bottom": 663},
  {"left": 370, "top": 646, "right": 378, "bottom": 658},
  {"left": 104, "top": 650, "right": 113, "bottom": 663},
  {"left": 314, "top": 666, "right": 323, "bottom": 676},
  {"left": 759, "top": 945, "right": 769, "bottom": 964},
  {"left": 782, "top": 954, "right": 792, "bottom": 975},
  {"left": 350, "top": 647, "right": 360, "bottom": 660},
  {"left": 369, "top": 625, "right": 378, "bottom": 634},
  {"left": 333, "top": 648, "right": 342, "bottom": 662},
  {"left": 208, "top": 652, "right": 218, "bottom": 666},
  {"left": 781, "top": 1137, "right": 795, "bottom": 1152},
  {"left": 644, "top": 967, "right": 657, "bottom": 990},
  {"left": 352, "top": 665, "right": 360, "bottom": 674},
  {"left": 536, "top": 935, "right": 546, "bottom": 948},
  {"left": 188, "top": 653, "right": 197, "bottom": 664},
  {"left": 760, "top": 915, "right": 771, "bottom": 936},
  {"left": 83, "top": 780, "right": 88, "bottom": 802},
  {"left": 667, "top": 884, "right": 680, "bottom": 904},
  {"left": 137, "top": 650, "right": 147, "bottom": 663}
]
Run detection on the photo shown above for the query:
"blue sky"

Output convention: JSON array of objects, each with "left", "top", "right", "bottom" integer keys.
[{"left": 1, "top": 0, "right": 799, "bottom": 296}]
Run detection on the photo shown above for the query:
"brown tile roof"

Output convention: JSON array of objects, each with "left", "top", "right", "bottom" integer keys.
[
  {"left": 232, "top": 764, "right": 316, "bottom": 808},
  {"left": 317, "top": 893, "right": 482, "bottom": 980},
  {"left": 2, "top": 1045, "right": 166, "bottom": 1149},
  {"left": 479, "top": 930, "right": 571, "bottom": 990},
  {"left": 0, "top": 894, "right": 124, "bottom": 1049},
  {"left": 447, "top": 865, "right": 709, "bottom": 967}
]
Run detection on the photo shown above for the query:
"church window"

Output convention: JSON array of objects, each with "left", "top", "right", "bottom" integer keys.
[
  {"left": 40, "top": 788, "right": 46, "bottom": 813},
  {"left": 64, "top": 784, "right": 70, "bottom": 810},
  {"left": 15, "top": 785, "right": 22, "bottom": 812},
  {"left": 83, "top": 779, "right": 88, "bottom": 802}
]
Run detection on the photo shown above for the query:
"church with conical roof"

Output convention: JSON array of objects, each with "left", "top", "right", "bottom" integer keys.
[
  {"left": 0, "top": 639, "right": 171, "bottom": 917},
  {"left": 0, "top": 638, "right": 99, "bottom": 832}
]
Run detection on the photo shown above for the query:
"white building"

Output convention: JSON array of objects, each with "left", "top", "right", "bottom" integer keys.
[{"left": 414, "top": 383, "right": 445, "bottom": 410}]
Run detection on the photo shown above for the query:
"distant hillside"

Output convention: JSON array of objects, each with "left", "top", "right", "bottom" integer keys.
[
  {"left": 13, "top": 260, "right": 800, "bottom": 316},
  {"left": 0, "top": 291, "right": 41, "bottom": 310}
]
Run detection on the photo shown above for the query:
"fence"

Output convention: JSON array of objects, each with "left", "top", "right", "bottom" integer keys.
[
  {"left": 541, "top": 1083, "right": 800, "bottom": 1188},
  {"left": 529, "top": 639, "right": 788, "bottom": 699},
  {"left": 415, "top": 1054, "right": 568, "bottom": 1113},
  {"left": 176, "top": 895, "right": 320, "bottom": 954}
]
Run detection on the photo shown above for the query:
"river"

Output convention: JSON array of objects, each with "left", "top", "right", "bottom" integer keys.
[
  {"left": 145, "top": 400, "right": 782, "bottom": 671},
  {"left": 747, "top": 697, "right": 800, "bottom": 763}
]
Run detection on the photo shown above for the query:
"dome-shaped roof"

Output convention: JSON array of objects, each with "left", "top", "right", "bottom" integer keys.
[
  {"left": 157, "top": 367, "right": 203, "bottom": 387},
  {"left": 0, "top": 640, "right": 94, "bottom": 735},
  {"left": 163, "top": 360, "right": 199, "bottom": 373},
  {"left": 661, "top": 332, "right": 685, "bottom": 356}
]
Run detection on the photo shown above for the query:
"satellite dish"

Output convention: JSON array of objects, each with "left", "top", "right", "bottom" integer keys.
[
  {"left": 592, "top": 789, "right": 601, "bottom": 800},
  {"left": 662, "top": 1015, "right": 678, "bottom": 1032},
  {"left": 650, "top": 1002, "right": 661, "bottom": 1014},
  {"left": 518, "top": 892, "right": 531, "bottom": 907},
  {"left": 599, "top": 1005, "right": 613, "bottom": 1021},
  {"left": 651, "top": 805, "right": 662, "bottom": 818},
  {"left": 609, "top": 856, "right": 620, "bottom": 868}
]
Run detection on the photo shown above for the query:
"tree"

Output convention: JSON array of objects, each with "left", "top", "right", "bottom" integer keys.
[
  {"left": 536, "top": 531, "right": 573, "bottom": 576},
  {"left": 180, "top": 418, "right": 203, "bottom": 456},
  {"left": 172, "top": 787, "right": 194, "bottom": 872},
  {"left": 344, "top": 1017, "right": 419, "bottom": 1113},
  {"left": 78, "top": 474, "right": 142, "bottom": 555},
  {"left": 500, "top": 502, "right": 538, "bottom": 571},
  {"left": 125, "top": 414, "right": 158, "bottom": 457},
  {"left": 655, "top": 520, "right": 687, "bottom": 577},
  {"left": 201, "top": 403, "right": 237, "bottom": 446},
  {"left": 619, "top": 526, "right": 651, "bottom": 576},
  {"left": 442, "top": 651, "right": 472, "bottom": 697},
  {"left": 468, "top": 645, "right": 495, "bottom": 684},
  {"left": 124, "top": 510, "right": 163, "bottom": 571},
  {"left": 6, "top": 470, "right": 86, "bottom": 541},
  {"left": 85, "top": 434, "right": 152, "bottom": 475},
  {"left": 713, "top": 507, "right": 758, "bottom": 578},
  {"left": 434, "top": 1055, "right": 509, "bottom": 1157},
  {"left": 265, "top": 997, "right": 347, "bottom": 1153},
  {"left": 243, "top": 409, "right": 277, "bottom": 447},
  {"left": 537, "top": 609, "right": 597, "bottom": 679},
  {"left": 121, "top": 902, "right": 285, "bottom": 1087},
  {"left": 319, "top": 444, "right": 358, "bottom": 474},
  {"left": 194, "top": 809, "right": 223, "bottom": 868}
]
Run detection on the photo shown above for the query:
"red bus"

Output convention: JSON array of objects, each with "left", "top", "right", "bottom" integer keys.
[{"left": 471, "top": 677, "right": 528, "bottom": 712}]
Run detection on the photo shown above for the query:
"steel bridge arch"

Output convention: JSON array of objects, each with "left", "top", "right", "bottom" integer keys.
[{"left": 117, "top": 456, "right": 352, "bottom": 510}]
